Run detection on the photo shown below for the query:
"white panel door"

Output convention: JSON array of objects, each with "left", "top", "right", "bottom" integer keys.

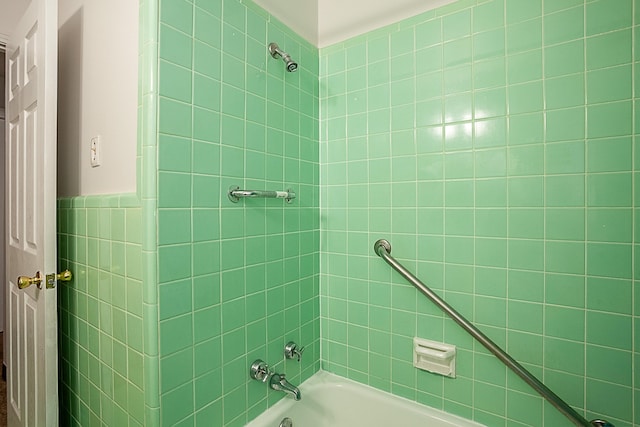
[{"left": 5, "top": 0, "right": 58, "bottom": 425}]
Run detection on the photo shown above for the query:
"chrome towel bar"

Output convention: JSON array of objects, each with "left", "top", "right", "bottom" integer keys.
[
  {"left": 373, "top": 239, "right": 613, "bottom": 427},
  {"left": 228, "top": 186, "right": 295, "bottom": 203}
]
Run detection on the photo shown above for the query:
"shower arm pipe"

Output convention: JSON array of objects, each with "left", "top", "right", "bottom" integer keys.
[
  {"left": 373, "top": 239, "right": 613, "bottom": 427},
  {"left": 228, "top": 186, "right": 295, "bottom": 204}
]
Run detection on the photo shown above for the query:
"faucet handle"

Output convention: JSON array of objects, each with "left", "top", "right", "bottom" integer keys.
[
  {"left": 250, "top": 359, "right": 272, "bottom": 382},
  {"left": 284, "top": 341, "right": 305, "bottom": 362}
]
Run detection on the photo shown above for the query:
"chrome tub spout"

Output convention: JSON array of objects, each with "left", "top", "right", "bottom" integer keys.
[{"left": 270, "top": 373, "right": 301, "bottom": 400}]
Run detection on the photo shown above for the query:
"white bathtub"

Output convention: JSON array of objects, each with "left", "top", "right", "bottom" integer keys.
[{"left": 246, "top": 371, "right": 485, "bottom": 427}]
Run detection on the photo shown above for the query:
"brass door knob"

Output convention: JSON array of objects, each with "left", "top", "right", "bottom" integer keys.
[
  {"left": 47, "top": 270, "right": 73, "bottom": 288},
  {"left": 17, "top": 271, "right": 42, "bottom": 289},
  {"left": 17, "top": 270, "right": 73, "bottom": 290},
  {"left": 56, "top": 270, "right": 72, "bottom": 282}
]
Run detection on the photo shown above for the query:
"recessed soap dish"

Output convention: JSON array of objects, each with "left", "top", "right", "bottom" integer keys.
[{"left": 413, "top": 337, "right": 456, "bottom": 378}]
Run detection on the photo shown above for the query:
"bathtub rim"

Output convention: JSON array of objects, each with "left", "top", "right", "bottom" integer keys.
[{"left": 246, "top": 369, "right": 485, "bottom": 427}]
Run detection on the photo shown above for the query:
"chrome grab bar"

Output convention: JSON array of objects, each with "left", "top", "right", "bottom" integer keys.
[
  {"left": 228, "top": 186, "right": 295, "bottom": 203},
  {"left": 373, "top": 239, "right": 614, "bottom": 427}
]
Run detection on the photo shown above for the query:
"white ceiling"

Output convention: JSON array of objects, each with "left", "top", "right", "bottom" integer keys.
[
  {"left": 0, "top": 0, "right": 457, "bottom": 49},
  {"left": 253, "top": 0, "right": 458, "bottom": 47},
  {"left": 0, "top": 0, "right": 30, "bottom": 45}
]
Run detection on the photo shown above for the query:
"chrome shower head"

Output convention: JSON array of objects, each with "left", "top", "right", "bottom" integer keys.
[{"left": 268, "top": 42, "right": 298, "bottom": 72}]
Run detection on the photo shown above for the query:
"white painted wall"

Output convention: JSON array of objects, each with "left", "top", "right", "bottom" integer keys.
[
  {"left": 253, "top": 0, "right": 457, "bottom": 47},
  {"left": 57, "top": 0, "right": 138, "bottom": 196}
]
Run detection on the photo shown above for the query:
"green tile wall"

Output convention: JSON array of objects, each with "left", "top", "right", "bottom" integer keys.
[
  {"left": 155, "top": 0, "right": 320, "bottom": 425},
  {"left": 320, "top": 0, "right": 638, "bottom": 426},
  {"left": 59, "top": 0, "right": 640, "bottom": 426},
  {"left": 58, "top": 195, "right": 145, "bottom": 426}
]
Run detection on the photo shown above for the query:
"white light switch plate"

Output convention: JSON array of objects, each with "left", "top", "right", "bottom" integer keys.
[{"left": 90, "top": 135, "right": 101, "bottom": 167}]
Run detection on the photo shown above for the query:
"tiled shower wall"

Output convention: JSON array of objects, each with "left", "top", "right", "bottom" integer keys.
[
  {"left": 320, "top": 0, "right": 638, "bottom": 426},
  {"left": 155, "top": 0, "right": 320, "bottom": 425},
  {"left": 58, "top": 195, "right": 145, "bottom": 426}
]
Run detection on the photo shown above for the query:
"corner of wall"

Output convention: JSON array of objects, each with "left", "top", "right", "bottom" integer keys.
[{"left": 138, "top": 0, "right": 161, "bottom": 424}]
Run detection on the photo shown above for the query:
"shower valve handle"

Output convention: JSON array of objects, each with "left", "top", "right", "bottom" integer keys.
[
  {"left": 250, "top": 359, "right": 272, "bottom": 382},
  {"left": 284, "top": 341, "right": 305, "bottom": 362}
]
